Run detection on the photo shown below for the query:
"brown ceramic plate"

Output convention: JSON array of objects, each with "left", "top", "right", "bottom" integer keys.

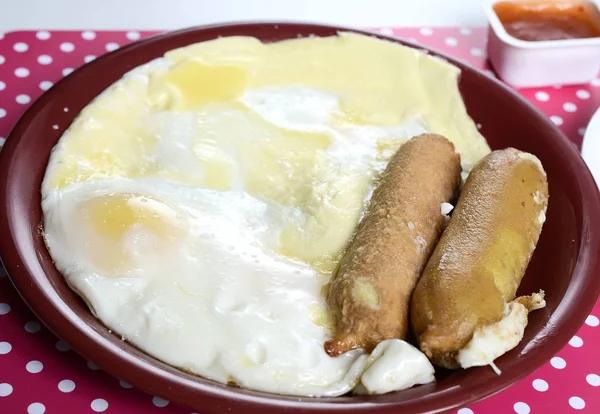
[{"left": 0, "top": 22, "right": 599, "bottom": 414}]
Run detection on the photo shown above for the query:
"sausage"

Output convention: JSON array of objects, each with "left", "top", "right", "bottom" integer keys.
[
  {"left": 325, "top": 134, "right": 461, "bottom": 356},
  {"left": 410, "top": 148, "right": 549, "bottom": 369}
]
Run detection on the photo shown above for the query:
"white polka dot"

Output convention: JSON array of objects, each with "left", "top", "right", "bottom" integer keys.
[
  {"left": 60, "top": 42, "right": 75, "bottom": 53},
  {"left": 105, "top": 42, "right": 119, "bottom": 52},
  {"left": 0, "top": 342, "right": 11, "bottom": 354},
  {"left": 91, "top": 398, "right": 108, "bottom": 412},
  {"left": 152, "top": 396, "right": 169, "bottom": 407},
  {"left": 407, "top": 37, "right": 419, "bottom": 43},
  {"left": 551, "top": 356, "right": 566, "bottom": 369},
  {"left": 13, "top": 42, "right": 29, "bottom": 52},
  {"left": 0, "top": 81, "right": 5, "bottom": 91},
  {"left": 563, "top": 102, "right": 577, "bottom": 112},
  {"left": 58, "top": 379, "right": 75, "bottom": 393},
  {"left": 378, "top": 28, "right": 394, "bottom": 36},
  {"left": 25, "top": 320, "right": 41, "bottom": 333},
  {"left": 569, "top": 335, "right": 583, "bottom": 347},
  {"left": 39, "top": 81, "right": 53, "bottom": 91},
  {"left": 569, "top": 396, "right": 585, "bottom": 410},
  {"left": 445, "top": 37, "right": 458, "bottom": 46},
  {"left": 52, "top": 124, "right": 59, "bottom": 130},
  {"left": 457, "top": 409, "right": 474, "bottom": 414},
  {"left": 0, "top": 303, "right": 9, "bottom": 314},
  {"left": 470, "top": 48, "right": 483, "bottom": 57},
  {"left": 26, "top": 360, "right": 43, "bottom": 373},
  {"left": 119, "top": 380, "right": 133, "bottom": 389},
  {"left": 513, "top": 401, "right": 530, "bottom": 414},
  {"left": 0, "top": 55, "right": 4, "bottom": 65},
  {"left": 0, "top": 137, "right": 6, "bottom": 146},
  {"left": 532, "top": 378, "right": 549, "bottom": 391},
  {"left": 55, "top": 340, "right": 70, "bottom": 351},
  {"left": 27, "top": 402, "right": 45, "bottom": 414},
  {"left": 36, "top": 31, "right": 51, "bottom": 40},
  {"left": 578, "top": 127, "right": 587, "bottom": 136},
  {"left": 535, "top": 91, "right": 549, "bottom": 102},
  {"left": 420, "top": 28, "right": 433, "bottom": 36},
  {"left": 586, "top": 373, "right": 600, "bottom": 386},
  {"left": 62, "top": 67, "right": 74, "bottom": 77},
  {"left": 37, "top": 55, "right": 52, "bottom": 65},
  {"left": 15, "top": 67, "right": 29, "bottom": 78},
  {"left": 16, "top": 94, "right": 31, "bottom": 105},
  {"left": 126, "top": 31, "right": 141, "bottom": 40},
  {"left": 485, "top": 69, "right": 496, "bottom": 77},
  {"left": 586, "top": 315, "right": 599, "bottom": 327},
  {"left": 0, "top": 109, "right": 6, "bottom": 118},
  {"left": 84, "top": 55, "right": 96, "bottom": 63},
  {"left": 82, "top": 31, "right": 96, "bottom": 40},
  {"left": 0, "top": 383, "right": 12, "bottom": 397},
  {"left": 550, "top": 115, "right": 563, "bottom": 126},
  {"left": 576, "top": 89, "right": 591, "bottom": 100},
  {"left": 87, "top": 360, "right": 99, "bottom": 370},
  {"left": 63, "top": 107, "right": 69, "bottom": 112},
  {"left": 591, "top": 78, "right": 600, "bottom": 87}
]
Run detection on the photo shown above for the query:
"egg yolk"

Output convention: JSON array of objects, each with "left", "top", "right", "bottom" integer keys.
[
  {"left": 149, "top": 60, "right": 248, "bottom": 110},
  {"left": 77, "top": 194, "right": 185, "bottom": 275}
]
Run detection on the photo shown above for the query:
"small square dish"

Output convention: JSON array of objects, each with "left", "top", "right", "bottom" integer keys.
[{"left": 485, "top": 0, "right": 600, "bottom": 88}]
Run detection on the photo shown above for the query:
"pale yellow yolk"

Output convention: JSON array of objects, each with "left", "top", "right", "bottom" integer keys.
[
  {"left": 77, "top": 194, "right": 183, "bottom": 274},
  {"left": 82, "top": 194, "right": 180, "bottom": 239},
  {"left": 149, "top": 59, "right": 248, "bottom": 110}
]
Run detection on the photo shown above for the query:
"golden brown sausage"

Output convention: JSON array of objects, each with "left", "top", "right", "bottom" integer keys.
[
  {"left": 411, "top": 148, "right": 549, "bottom": 369},
  {"left": 325, "top": 134, "right": 461, "bottom": 356}
]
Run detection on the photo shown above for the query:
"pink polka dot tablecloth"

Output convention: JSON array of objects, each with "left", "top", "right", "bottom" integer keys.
[{"left": 0, "top": 27, "right": 599, "bottom": 414}]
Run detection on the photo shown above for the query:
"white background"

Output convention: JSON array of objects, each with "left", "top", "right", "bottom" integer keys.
[{"left": 1, "top": 0, "right": 489, "bottom": 31}]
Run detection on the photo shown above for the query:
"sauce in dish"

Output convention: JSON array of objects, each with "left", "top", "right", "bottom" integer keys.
[
  {"left": 41, "top": 33, "right": 490, "bottom": 397},
  {"left": 493, "top": 1, "right": 600, "bottom": 41}
]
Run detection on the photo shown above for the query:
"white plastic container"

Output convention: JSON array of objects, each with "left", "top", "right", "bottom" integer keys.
[
  {"left": 582, "top": 107, "right": 600, "bottom": 189},
  {"left": 485, "top": 0, "right": 600, "bottom": 88}
]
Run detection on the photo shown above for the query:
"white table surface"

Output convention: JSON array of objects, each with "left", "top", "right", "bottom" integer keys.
[{"left": 2, "top": 0, "right": 489, "bottom": 32}]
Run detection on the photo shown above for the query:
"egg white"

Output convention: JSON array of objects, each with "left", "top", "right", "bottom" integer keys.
[{"left": 44, "top": 177, "right": 378, "bottom": 395}]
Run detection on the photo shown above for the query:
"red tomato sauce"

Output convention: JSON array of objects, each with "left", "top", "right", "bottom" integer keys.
[{"left": 494, "top": 1, "right": 600, "bottom": 41}]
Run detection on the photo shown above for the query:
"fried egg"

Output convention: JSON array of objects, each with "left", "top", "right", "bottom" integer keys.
[{"left": 42, "top": 32, "right": 490, "bottom": 396}]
